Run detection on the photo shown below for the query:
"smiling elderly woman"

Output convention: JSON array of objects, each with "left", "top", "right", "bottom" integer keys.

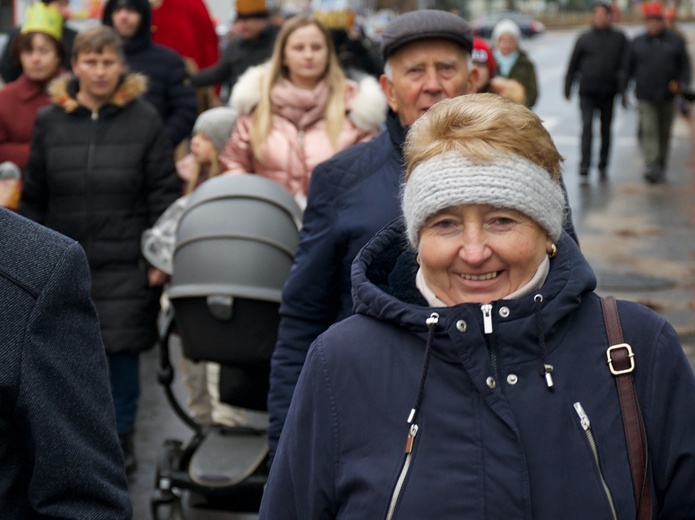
[{"left": 259, "top": 94, "right": 695, "bottom": 519}]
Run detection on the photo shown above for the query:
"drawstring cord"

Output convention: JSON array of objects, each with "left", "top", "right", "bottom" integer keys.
[
  {"left": 534, "top": 294, "right": 555, "bottom": 389},
  {"left": 404, "top": 312, "right": 439, "bottom": 451}
]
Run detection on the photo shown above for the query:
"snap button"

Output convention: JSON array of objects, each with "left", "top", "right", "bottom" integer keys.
[
  {"left": 499, "top": 306, "right": 510, "bottom": 318},
  {"left": 486, "top": 376, "right": 496, "bottom": 389},
  {"left": 507, "top": 374, "right": 518, "bottom": 385},
  {"left": 456, "top": 320, "right": 467, "bottom": 333}
]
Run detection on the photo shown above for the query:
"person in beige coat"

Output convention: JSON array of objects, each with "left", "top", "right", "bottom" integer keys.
[{"left": 220, "top": 14, "right": 387, "bottom": 209}]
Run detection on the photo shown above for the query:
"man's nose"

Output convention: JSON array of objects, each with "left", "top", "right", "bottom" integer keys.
[{"left": 422, "top": 68, "right": 443, "bottom": 92}]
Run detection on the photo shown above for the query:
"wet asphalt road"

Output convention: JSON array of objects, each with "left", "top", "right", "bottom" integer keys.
[{"left": 129, "top": 23, "right": 695, "bottom": 519}]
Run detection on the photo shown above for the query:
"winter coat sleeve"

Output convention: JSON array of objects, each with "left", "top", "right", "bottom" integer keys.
[
  {"left": 514, "top": 54, "right": 539, "bottom": 108},
  {"left": 639, "top": 316, "right": 695, "bottom": 518},
  {"left": 142, "top": 113, "right": 181, "bottom": 225},
  {"left": 260, "top": 337, "right": 338, "bottom": 519},
  {"left": 619, "top": 42, "right": 636, "bottom": 97},
  {"left": 675, "top": 33, "right": 691, "bottom": 88},
  {"left": 19, "top": 111, "right": 50, "bottom": 224},
  {"left": 267, "top": 162, "right": 346, "bottom": 460},
  {"left": 18, "top": 240, "right": 133, "bottom": 519},
  {"left": 161, "top": 55, "right": 198, "bottom": 147},
  {"left": 564, "top": 36, "right": 584, "bottom": 99},
  {"left": 0, "top": 121, "right": 30, "bottom": 171},
  {"left": 191, "top": 45, "right": 234, "bottom": 88},
  {"left": 219, "top": 114, "right": 254, "bottom": 174}
]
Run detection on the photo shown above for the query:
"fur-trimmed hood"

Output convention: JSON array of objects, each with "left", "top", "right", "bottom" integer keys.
[
  {"left": 47, "top": 73, "right": 149, "bottom": 113},
  {"left": 229, "top": 62, "right": 387, "bottom": 132}
]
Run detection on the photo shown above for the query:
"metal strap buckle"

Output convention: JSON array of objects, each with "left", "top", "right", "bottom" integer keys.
[{"left": 606, "top": 343, "right": 635, "bottom": 375}]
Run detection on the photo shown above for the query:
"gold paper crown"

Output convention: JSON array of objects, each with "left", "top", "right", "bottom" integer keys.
[{"left": 21, "top": 3, "right": 64, "bottom": 41}]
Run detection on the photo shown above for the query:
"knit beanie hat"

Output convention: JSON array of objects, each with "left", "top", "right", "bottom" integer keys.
[
  {"left": 472, "top": 37, "right": 496, "bottom": 77},
  {"left": 492, "top": 18, "right": 522, "bottom": 44},
  {"left": 193, "top": 107, "right": 239, "bottom": 153},
  {"left": 402, "top": 152, "right": 565, "bottom": 247}
]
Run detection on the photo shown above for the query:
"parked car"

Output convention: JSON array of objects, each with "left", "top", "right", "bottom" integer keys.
[{"left": 472, "top": 11, "right": 545, "bottom": 39}]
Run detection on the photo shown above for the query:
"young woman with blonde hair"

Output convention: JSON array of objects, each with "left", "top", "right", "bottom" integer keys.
[{"left": 220, "top": 14, "right": 386, "bottom": 209}]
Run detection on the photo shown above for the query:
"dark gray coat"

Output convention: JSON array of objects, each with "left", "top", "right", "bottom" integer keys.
[
  {"left": 21, "top": 73, "right": 180, "bottom": 354},
  {"left": 0, "top": 208, "right": 132, "bottom": 519}
]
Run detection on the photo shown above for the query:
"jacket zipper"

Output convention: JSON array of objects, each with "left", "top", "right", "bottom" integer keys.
[
  {"left": 86, "top": 111, "right": 98, "bottom": 257},
  {"left": 385, "top": 423, "right": 418, "bottom": 520},
  {"left": 573, "top": 402, "right": 618, "bottom": 520},
  {"left": 481, "top": 304, "right": 500, "bottom": 381}
]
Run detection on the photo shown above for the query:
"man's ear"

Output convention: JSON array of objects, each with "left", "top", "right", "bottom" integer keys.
[
  {"left": 379, "top": 73, "right": 399, "bottom": 113},
  {"left": 466, "top": 66, "right": 479, "bottom": 95}
]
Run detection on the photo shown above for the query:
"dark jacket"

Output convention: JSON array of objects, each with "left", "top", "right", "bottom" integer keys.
[
  {"left": 268, "top": 110, "right": 580, "bottom": 458},
  {"left": 191, "top": 23, "right": 279, "bottom": 90},
  {"left": 262, "top": 219, "right": 695, "bottom": 519},
  {"left": 0, "top": 208, "right": 132, "bottom": 519},
  {"left": 0, "top": 24, "right": 76, "bottom": 84},
  {"left": 503, "top": 50, "right": 538, "bottom": 108},
  {"left": 21, "top": 73, "right": 180, "bottom": 355},
  {"left": 565, "top": 26, "right": 628, "bottom": 98},
  {"left": 621, "top": 28, "right": 691, "bottom": 102},
  {"left": 102, "top": 0, "right": 197, "bottom": 147}
]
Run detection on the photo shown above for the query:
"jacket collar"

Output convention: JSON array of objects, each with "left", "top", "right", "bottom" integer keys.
[{"left": 47, "top": 72, "right": 148, "bottom": 113}]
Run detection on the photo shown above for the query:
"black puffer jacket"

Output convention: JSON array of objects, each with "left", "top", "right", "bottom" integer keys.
[
  {"left": 102, "top": 0, "right": 197, "bottom": 147},
  {"left": 564, "top": 26, "right": 628, "bottom": 98},
  {"left": 621, "top": 28, "right": 691, "bottom": 102},
  {"left": 21, "top": 73, "right": 180, "bottom": 354}
]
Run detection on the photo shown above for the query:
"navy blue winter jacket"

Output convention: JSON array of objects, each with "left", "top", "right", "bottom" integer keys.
[
  {"left": 262, "top": 219, "right": 695, "bottom": 519},
  {"left": 268, "top": 111, "right": 407, "bottom": 456},
  {"left": 269, "top": 111, "right": 580, "bottom": 459}
]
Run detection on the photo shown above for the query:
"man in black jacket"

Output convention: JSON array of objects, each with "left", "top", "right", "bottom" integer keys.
[
  {"left": 21, "top": 26, "right": 180, "bottom": 475},
  {"left": 564, "top": 2, "right": 627, "bottom": 182},
  {"left": 621, "top": 3, "right": 691, "bottom": 183},
  {"left": 191, "top": 0, "right": 279, "bottom": 101},
  {"left": 102, "top": 0, "right": 197, "bottom": 148}
]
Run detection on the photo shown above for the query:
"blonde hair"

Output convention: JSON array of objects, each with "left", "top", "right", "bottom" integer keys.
[
  {"left": 251, "top": 15, "right": 347, "bottom": 161},
  {"left": 404, "top": 93, "right": 563, "bottom": 181},
  {"left": 185, "top": 131, "right": 222, "bottom": 195}
]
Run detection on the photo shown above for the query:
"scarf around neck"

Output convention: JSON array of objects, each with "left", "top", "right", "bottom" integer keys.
[
  {"left": 270, "top": 79, "right": 330, "bottom": 130},
  {"left": 493, "top": 49, "right": 519, "bottom": 78}
]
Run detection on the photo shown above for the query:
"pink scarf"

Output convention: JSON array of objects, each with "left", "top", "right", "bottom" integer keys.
[{"left": 270, "top": 79, "right": 330, "bottom": 130}]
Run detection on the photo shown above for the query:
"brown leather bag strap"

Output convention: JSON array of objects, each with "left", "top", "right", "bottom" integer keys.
[{"left": 600, "top": 296, "right": 652, "bottom": 520}]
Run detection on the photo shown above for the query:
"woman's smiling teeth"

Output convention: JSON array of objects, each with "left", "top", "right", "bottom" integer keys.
[{"left": 461, "top": 271, "right": 499, "bottom": 281}]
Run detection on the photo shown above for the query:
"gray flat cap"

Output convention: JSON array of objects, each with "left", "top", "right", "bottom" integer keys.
[{"left": 380, "top": 9, "right": 473, "bottom": 61}]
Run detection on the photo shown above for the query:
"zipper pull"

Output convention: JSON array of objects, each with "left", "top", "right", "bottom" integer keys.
[
  {"left": 481, "top": 304, "right": 493, "bottom": 334},
  {"left": 91, "top": 111, "right": 98, "bottom": 121},
  {"left": 543, "top": 364, "right": 554, "bottom": 388},
  {"left": 573, "top": 402, "right": 590, "bottom": 430},
  {"left": 404, "top": 423, "right": 419, "bottom": 454}
]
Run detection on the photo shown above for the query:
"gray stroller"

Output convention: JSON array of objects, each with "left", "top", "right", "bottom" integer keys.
[{"left": 148, "top": 174, "right": 301, "bottom": 519}]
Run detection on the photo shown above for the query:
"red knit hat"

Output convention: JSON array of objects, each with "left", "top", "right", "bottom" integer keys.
[
  {"left": 472, "top": 37, "right": 496, "bottom": 77},
  {"left": 642, "top": 2, "right": 664, "bottom": 18}
]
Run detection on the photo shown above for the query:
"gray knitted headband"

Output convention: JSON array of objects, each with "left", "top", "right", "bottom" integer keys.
[{"left": 402, "top": 152, "right": 565, "bottom": 247}]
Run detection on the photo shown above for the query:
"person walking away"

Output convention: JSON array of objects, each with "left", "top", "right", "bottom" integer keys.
[
  {"left": 220, "top": 14, "right": 386, "bottom": 210},
  {"left": 192, "top": 0, "right": 280, "bottom": 102},
  {"left": 0, "top": 0, "right": 75, "bottom": 83},
  {"left": 621, "top": 1, "right": 691, "bottom": 184},
  {"left": 0, "top": 2, "right": 64, "bottom": 174},
  {"left": 492, "top": 18, "right": 539, "bottom": 108},
  {"left": 20, "top": 25, "right": 180, "bottom": 475},
  {"left": 266, "top": 9, "right": 579, "bottom": 462},
  {"left": 102, "top": 0, "right": 197, "bottom": 149},
  {"left": 261, "top": 93, "right": 695, "bottom": 519},
  {"left": 565, "top": 2, "right": 628, "bottom": 182}
]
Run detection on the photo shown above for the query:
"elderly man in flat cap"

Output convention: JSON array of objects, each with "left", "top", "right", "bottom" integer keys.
[{"left": 266, "top": 9, "right": 478, "bottom": 461}]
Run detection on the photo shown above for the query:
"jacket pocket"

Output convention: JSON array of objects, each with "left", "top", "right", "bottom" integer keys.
[{"left": 573, "top": 402, "right": 619, "bottom": 520}]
